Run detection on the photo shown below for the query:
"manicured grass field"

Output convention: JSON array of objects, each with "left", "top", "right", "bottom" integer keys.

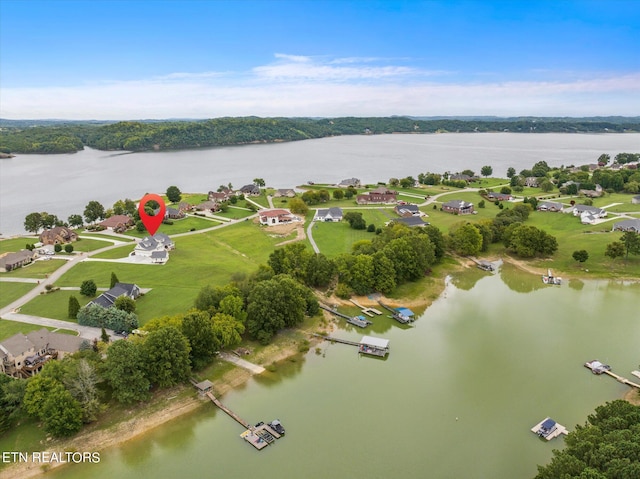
[
  {"left": 91, "top": 244, "right": 133, "bottom": 259},
  {"left": 20, "top": 290, "right": 94, "bottom": 322},
  {"left": 68, "top": 238, "right": 114, "bottom": 252},
  {"left": 122, "top": 216, "right": 220, "bottom": 238},
  {"left": 79, "top": 232, "right": 135, "bottom": 242},
  {"left": 0, "top": 282, "right": 36, "bottom": 309},
  {"left": 2, "top": 259, "right": 67, "bottom": 278},
  {"left": 0, "top": 237, "right": 39, "bottom": 254}
]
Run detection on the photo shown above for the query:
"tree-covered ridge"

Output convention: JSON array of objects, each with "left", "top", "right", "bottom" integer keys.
[
  {"left": 2, "top": 116, "right": 639, "bottom": 154},
  {"left": 535, "top": 399, "right": 640, "bottom": 479}
]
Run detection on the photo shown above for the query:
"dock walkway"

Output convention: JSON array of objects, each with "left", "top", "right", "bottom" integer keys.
[
  {"left": 603, "top": 370, "right": 640, "bottom": 389},
  {"left": 312, "top": 333, "right": 360, "bottom": 347},
  {"left": 319, "top": 304, "right": 372, "bottom": 328},
  {"left": 205, "top": 392, "right": 251, "bottom": 429}
]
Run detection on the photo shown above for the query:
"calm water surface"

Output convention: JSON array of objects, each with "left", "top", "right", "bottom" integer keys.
[
  {"left": 47, "top": 267, "right": 640, "bottom": 479},
  {"left": 1, "top": 133, "right": 639, "bottom": 235}
]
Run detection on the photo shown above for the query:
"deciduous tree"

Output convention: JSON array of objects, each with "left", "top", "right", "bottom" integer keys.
[
  {"left": 572, "top": 250, "right": 589, "bottom": 263},
  {"left": 80, "top": 279, "right": 97, "bottom": 296},
  {"left": 605, "top": 241, "right": 625, "bottom": 260},
  {"left": 24, "top": 212, "right": 42, "bottom": 234},
  {"left": 103, "top": 340, "right": 150, "bottom": 404},
  {"left": 142, "top": 327, "right": 191, "bottom": 388},
  {"left": 68, "top": 295, "right": 80, "bottom": 319},
  {"left": 166, "top": 185, "right": 182, "bottom": 203},
  {"left": 480, "top": 165, "right": 493, "bottom": 177},
  {"left": 84, "top": 200, "right": 105, "bottom": 224}
]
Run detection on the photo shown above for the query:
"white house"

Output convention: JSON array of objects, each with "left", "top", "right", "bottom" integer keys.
[
  {"left": 132, "top": 233, "right": 174, "bottom": 264},
  {"left": 314, "top": 207, "right": 343, "bottom": 222},
  {"left": 259, "top": 209, "right": 296, "bottom": 226}
]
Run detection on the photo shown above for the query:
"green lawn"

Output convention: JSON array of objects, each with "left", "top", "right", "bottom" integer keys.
[
  {"left": 91, "top": 244, "right": 133, "bottom": 259},
  {"left": 0, "top": 237, "right": 39, "bottom": 254},
  {"left": 1, "top": 259, "right": 67, "bottom": 278},
  {"left": 19, "top": 290, "right": 94, "bottom": 322},
  {"left": 26, "top": 221, "right": 288, "bottom": 323},
  {"left": 69, "top": 238, "right": 114, "bottom": 252},
  {"left": 0, "top": 282, "right": 36, "bottom": 309},
  {"left": 79, "top": 232, "right": 135, "bottom": 242},
  {"left": 122, "top": 216, "right": 220, "bottom": 238}
]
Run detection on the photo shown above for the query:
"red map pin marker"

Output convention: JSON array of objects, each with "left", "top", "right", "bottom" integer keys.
[{"left": 138, "top": 194, "right": 166, "bottom": 236}]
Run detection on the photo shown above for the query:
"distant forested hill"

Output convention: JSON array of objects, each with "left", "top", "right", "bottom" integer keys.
[{"left": 1, "top": 116, "right": 639, "bottom": 154}]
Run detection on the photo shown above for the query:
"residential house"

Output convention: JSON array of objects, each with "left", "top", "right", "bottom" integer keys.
[
  {"left": 239, "top": 184, "right": 261, "bottom": 196},
  {"left": 0, "top": 250, "right": 36, "bottom": 272},
  {"left": 208, "top": 190, "right": 233, "bottom": 203},
  {"left": 571, "top": 205, "right": 607, "bottom": 225},
  {"left": 178, "top": 201, "right": 193, "bottom": 213},
  {"left": 39, "top": 226, "right": 78, "bottom": 245},
  {"left": 537, "top": 201, "right": 564, "bottom": 212},
  {"left": 394, "top": 204, "right": 421, "bottom": 217},
  {"left": 356, "top": 187, "right": 398, "bottom": 205},
  {"left": 164, "top": 207, "right": 185, "bottom": 219},
  {"left": 273, "top": 189, "right": 296, "bottom": 198},
  {"left": 449, "top": 174, "right": 473, "bottom": 182},
  {"left": 579, "top": 184, "right": 603, "bottom": 198},
  {"left": 525, "top": 177, "right": 539, "bottom": 187},
  {"left": 632, "top": 195, "right": 640, "bottom": 205},
  {"left": 89, "top": 282, "right": 141, "bottom": 308},
  {"left": 195, "top": 200, "right": 220, "bottom": 213},
  {"left": 338, "top": 178, "right": 360, "bottom": 188},
  {"left": 132, "top": 233, "right": 174, "bottom": 264},
  {"left": 486, "top": 191, "right": 514, "bottom": 201},
  {"left": 259, "top": 209, "right": 296, "bottom": 226},
  {"left": 612, "top": 219, "right": 640, "bottom": 233},
  {"left": 393, "top": 216, "right": 429, "bottom": 227},
  {"left": 442, "top": 199, "right": 475, "bottom": 215},
  {"left": 0, "top": 329, "right": 83, "bottom": 378},
  {"left": 99, "top": 215, "right": 134, "bottom": 232},
  {"left": 314, "top": 207, "right": 343, "bottom": 222}
]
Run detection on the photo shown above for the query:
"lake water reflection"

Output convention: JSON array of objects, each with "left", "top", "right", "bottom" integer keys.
[{"left": 48, "top": 270, "right": 640, "bottom": 479}]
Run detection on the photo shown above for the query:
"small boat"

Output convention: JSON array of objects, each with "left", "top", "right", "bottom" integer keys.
[
  {"left": 631, "top": 370, "right": 640, "bottom": 380},
  {"left": 269, "top": 419, "right": 285, "bottom": 435}
]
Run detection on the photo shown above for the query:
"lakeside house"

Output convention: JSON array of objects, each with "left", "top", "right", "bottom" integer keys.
[
  {"left": 449, "top": 173, "right": 478, "bottom": 183},
  {"left": 612, "top": 219, "right": 640, "bottom": 233},
  {"left": 486, "top": 192, "right": 514, "bottom": 201},
  {"left": 259, "top": 209, "right": 297, "bottom": 226},
  {"left": 164, "top": 207, "right": 185, "bottom": 220},
  {"left": 0, "top": 329, "right": 84, "bottom": 378},
  {"left": 442, "top": 199, "right": 474, "bottom": 215},
  {"left": 132, "top": 233, "right": 174, "bottom": 264},
  {"left": 338, "top": 178, "right": 361, "bottom": 188},
  {"left": 208, "top": 190, "right": 234, "bottom": 203},
  {"left": 356, "top": 187, "right": 398, "bottom": 205},
  {"left": 38, "top": 226, "right": 78, "bottom": 245},
  {"left": 89, "top": 282, "right": 141, "bottom": 308},
  {"left": 99, "top": 215, "right": 134, "bottom": 232},
  {"left": 537, "top": 201, "right": 564, "bottom": 212},
  {"left": 273, "top": 189, "right": 296, "bottom": 198},
  {"left": 195, "top": 200, "right": 220, "bottom": 213},
  {"left": 314, "top": 207, "right": 343, "bottom": 222},
  {"left": 525, "top": 177, "right": 539, "bottom": 187},
  {"left": 0, "top": 250, "right": 36, "bottom": 272},
  {"left": 239, "top": 184, "right": 261, "bottom": 196},
  {"left": 394, "top": 204, "right": 421, "bottom": 217}
]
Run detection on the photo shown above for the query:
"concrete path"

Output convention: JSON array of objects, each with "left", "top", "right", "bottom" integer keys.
[
  {"left": 306, "top": 221, "right": 320, "bottom": 253},
  {"left": 0, "top": 277, "right": 40, "bottom": 283},
  {"left": 218, "top": 352, "right": 266, "bottom": 374},
  {"left": 2, "top": 312, "right": 114, "bottom": 341}
]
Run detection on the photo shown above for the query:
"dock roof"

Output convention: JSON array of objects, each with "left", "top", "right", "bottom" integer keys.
[{"left": 360, "top": 336, "right": 389, "bottom": 348}]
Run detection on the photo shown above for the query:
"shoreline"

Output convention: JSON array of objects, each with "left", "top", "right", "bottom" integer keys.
[{"left": 1, "top": 258, "right": 638, "bottom": 478}]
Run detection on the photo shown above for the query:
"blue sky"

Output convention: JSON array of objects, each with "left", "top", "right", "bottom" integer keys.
[{"left": 1, "top": 0, "right": 639, "bottom": 119}]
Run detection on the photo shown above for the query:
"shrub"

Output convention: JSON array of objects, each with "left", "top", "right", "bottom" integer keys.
[
  {"left": 80, "top": 279, "right": 97, "bottom": 297},
  {"left": 335, "top": 283, "right": 352, "bottom": 299},
  {"left": 64, "top": 244, "right": 74, "bottom": 254},
  {"left": 367, "top": 223, "right": 376, "bottom": 232},
  {"left": 54, "top": 244, "right": 62, "bottom": 253},
  {"left": 68, "top": 295, "right": 80, "bottom": 319},
  {"left": 478, "top": 200, "right": 485, "bottom": 208}
]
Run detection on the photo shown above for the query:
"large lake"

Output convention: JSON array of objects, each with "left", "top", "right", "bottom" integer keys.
[
  {"left": 1, "top": 132, "right": 639, "bottom": 236},
  {"left": 44, "top": 266, "right": 640, "bottom": 479}
]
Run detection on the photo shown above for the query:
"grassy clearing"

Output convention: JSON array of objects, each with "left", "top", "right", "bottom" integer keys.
[
  {"left": 0, "top": 282, "right": 36, "bottom": 309},
  {"left": 20, "top": 290, "right": 94, "bottom": 321},
  {"left": 122, "top": 216, "right": 220, "bottom": 238},
  {"left": 0, "top": 237, "right": 39, "bottom": 254},
  {"left": 1, "top": 259, "right": 67, "bottom": 279},
  {"left": 91, "top": 244, "right": 133, "bottom": 259},
  {"left": 79, "top": 232, "right": 135, "bottom": 242},
  {"left": 0, "top": 319, "right": 68, "bottom": 341},
  {"left": 69, "top": 238, "right": 114, "bottom": 252}
]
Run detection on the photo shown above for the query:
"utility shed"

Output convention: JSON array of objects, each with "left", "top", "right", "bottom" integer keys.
[
  {"left": 359, "top": 336, "right": 390, "bottom": 357},
  {"left": 195, "top": 380, "right": 214, "bottom": 396}
]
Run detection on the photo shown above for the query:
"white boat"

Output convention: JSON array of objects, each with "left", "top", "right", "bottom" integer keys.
[{"left": 631, "top": 370, "right": 640, "bottom": 380}]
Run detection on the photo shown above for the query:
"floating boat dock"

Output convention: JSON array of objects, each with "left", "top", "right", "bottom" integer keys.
[
  {"left": 542, "top": 269, "right": 562, "bottom": 285},
  {"left": 313, "top": 334, "right": 390, "bottom": 357},
  {"left": 319, "top": 304, "right": 372, "bottom": 328},
  {"left": 192, "top": 380, "right": 284, "bottom": 450},
  {"left": 584, "top": 360, "right": 640, "bottom": 389},
  {"left": 531, "top": 417, "right": 568, "bottom": 441},
  {"left": 349, "top": 299, "right": 383, "bottom": 317},
  {"left": 377, "top": 301, "right": 415, "bottom": 324}
]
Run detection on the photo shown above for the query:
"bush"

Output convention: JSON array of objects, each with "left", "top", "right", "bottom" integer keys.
[
  {"left": 77, "top": 303, "right": 138, "bottom": 332},
  {"left": 68, "top": 295, "right": 80, "bottom": 319},
  {"left": 478, "top": 200, "right": 485, "bottom": 208},
  {"left": 54, "top": 244, "right": 62, "bottom": 253},
  {"left": 162, "top": 220, "right": 174, "bottom": 225},
  {"left": 335, "top": 283, "right": 352, "bottom": 299},
  {"left": 80, "top": 279, "right": 97, "bottom": 297},
  {"left": 64, "top": 244, "right": 74, "bottom": 253},
  {"left": 367, "top": 223, "right": 376, "bottom": 232}
]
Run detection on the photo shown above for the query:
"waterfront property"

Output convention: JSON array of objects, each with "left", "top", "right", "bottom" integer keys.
[
  {"left": 38, "top": 226, "right": 78, "bottom": 245},
  {"left": 239, "top": 184, "right": 261, "bottom": 196},
  {"left": 442, "top": 199, "right": 474, "bottom": 215},
  {"left": 531, "top": 418, "right": 568, "bottom": 441},
  {"left": 356, "top": 186, "right": 398, "bottom": 205},
  {"left": 0, "top": 329, "right": 84, "bottom": 378},
  {"left": 99, "top": 215, "right": 134, "bottom": 232},
  {"left": 273, "top": 188, "right": 296, "bottom": 198},
  {"left": 88, "top": 282, "right": 141, "bottom": 308},
  {"left": 0, "top": 249, "right": 36, "bottom": 272},
  {"left": 338, "top": 178, "right": 360, "bottom": 188},
  {"left": 378, "top": 301, "right": 415, "bottom": 323},
  {"left": 132, "top": 233, "right": 175, "bottom": 264},
  {"left": 258, "top": 208, "right": 297, "bottom": 226},
  {"left": 584, "top": 361, "right": 640, "bottom": 389},
  {"left": 314, "top": 207, "right": 343, "bottom": 222},
  {"left": 359, "top": 336, "right": 390, "bottom": 357}
]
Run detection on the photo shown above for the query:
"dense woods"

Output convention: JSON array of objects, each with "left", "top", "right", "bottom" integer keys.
[{"left": 1, "top": 116, "right": 639, "bottom": 154}]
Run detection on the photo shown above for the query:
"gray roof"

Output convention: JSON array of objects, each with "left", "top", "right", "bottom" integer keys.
[
  {"left": 443, "top": 199, "right": 473, "bottom": 209},
  {"left": 151, "top": 250, "right": 168, "bottom": 258},
  {"left": 613, "top": 219, "right": 640, "bottom": 231},
  {"left": 396, "top": 204, "right": 420, "bottom": 214},
  {"left": 316, "top": 207, "right": 343, "bottom": 218},
  {"left": 360, "top": 336, "right": 389, "bottom": 348},
  {"left": 0, "top": 328, "right": 83, "bottom": 358},
  {"left": 538, "top": 201, "right": 564, "bottom": 210},
  {"left": 395, "top": 216, "right": 428, "bottom": 227},
  {"left": 89, "top": 282, "right": 140, "bottom": 308},
  {"left": 0, "top": 249, "right": 35, "bottom": 269},
  {"left": 573, "top": 204, "right": 605, "bottom": 215}
]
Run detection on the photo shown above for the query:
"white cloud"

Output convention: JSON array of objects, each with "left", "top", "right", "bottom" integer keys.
[{"left": 1, "top": 54, "right": 638, "bottom": 119}]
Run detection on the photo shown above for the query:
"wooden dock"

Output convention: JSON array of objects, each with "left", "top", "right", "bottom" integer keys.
[
  {"left": 602, "top": 370, "right": 640, "bottom": 389},
  {"left": 312, "top": 333, "right": 360, "bottom": 347},
  {"left": 349, "top": 299, "right": 383, "bottom": 317},
  {"left": 319, "top": 304, "right": 372, "bottom": 328},
  {"left": 205, "top": 392, "right": 251, "bottom": 428}
]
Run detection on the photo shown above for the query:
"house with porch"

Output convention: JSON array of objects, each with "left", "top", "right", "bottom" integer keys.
[
  {"left": 314, "top": 207, "right": 343, "bottom": 222},
  {"left": 39, "top": 226, "right": 78, "bottom": 245},
  {"left": 442, "top": 199, "right": 474, "bottom": 215},
  {"left": 486, "top": 191, "right": 514, "bottom": 201},
  {"left": 0, "top": 329, "right": 84, "bottom": 378},
  {"left": 132, "top": 233, "right": 174, "bottom": 263},
  {"left": 259, "top": 209, "right": 296, "bottom": 226},
  {"left": 208, "top": 190, "right": 233, "bottom": 203},
  {"left": 537, "top": 201, "right": 564, "bottom": 212},
  {"left": 356, "top": 187, "right": 398, "bottom": 205}
]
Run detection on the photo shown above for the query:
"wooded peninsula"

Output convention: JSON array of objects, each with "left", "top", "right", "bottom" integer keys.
[{"left": 1, "top": 116, "right": 640, "bottom": 154}]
